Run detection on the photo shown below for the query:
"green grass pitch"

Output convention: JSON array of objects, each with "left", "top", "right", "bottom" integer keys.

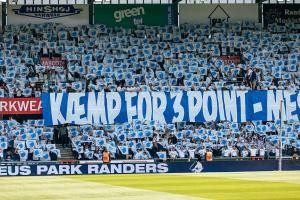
[{"left": 0, "top": 171, "right": 300, "bottom": 200}]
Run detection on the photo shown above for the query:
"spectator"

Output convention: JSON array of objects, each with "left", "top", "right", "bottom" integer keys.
[
  {"left": 102, "top": 147, "right": 111, "bottom": 164},
  {"left": 231, "top": 147, "right": 239, "bottom": 157},
  {"left": 0, "top": 22, "right": 299, "bottom": 162},
  {"left": 59, "top": 125, "right": 69, "bottom": 148},
  {"left": 241, "top": 148, "right": 249, "bottom": 158},
  {"left": 250, "top": 146, "right": 258, "bottom": 158},
  {"left": 292, "top": 148, "right": 298, "bottom": 160},
  {"left": 0, "top": 148, "right": 3, "bottom": 161},
  {"left": 250, "top": 68, "right": 257, "bottom": 89},
  {"left": 259, "top": 147, "right": 266, "bottom": 158},
  {"left": 5, "top": 151, "right": 12, "bottom": 161}
]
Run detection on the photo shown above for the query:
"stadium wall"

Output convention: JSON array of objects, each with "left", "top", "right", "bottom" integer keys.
[
  {"left": 0, "top": 160, "right": 300, "bottom": 176},
  {"left": 7, "top": 4, "right": 89, "bottom": 26},
  {"left": 179, "top": 4, "right": 259, "bottom": 24},
  {"left": 263, "top": 4, "right": 300, "bottom": 27},
  {"left": 94, "top": 4, "right": 177, "bottom": 28}
]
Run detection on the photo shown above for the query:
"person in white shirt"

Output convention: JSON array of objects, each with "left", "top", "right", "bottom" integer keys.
[
  {"left": 169, "top": 148, "right": 178, "bottom": 159},
  {"left": 161, "top": 138, "right": 169, "bottom": 149},
  {"left": 198, "top": 148, "right": 206, "bottom": 158},
  {"left": 242, "top": 148, "right": 249, "bottom": 158},
  {"left": 134, "top": 150, "right": 143, "bottom": 160},
  {"left": 142, "top": 151, "right": 151, "bottom": 160},
  {"left": 259, "top": 147, "right": 265, "bottom": 158},
  {"left": 0, "top": 148, "right": 3, "bottom": 160},
  {"left": 117, "top": 85, "right": 125, "bottom": 92},
  {"left": 83, "top": 148, "right": 90, "bottom": 159},
  {"left": 177, "top": 147, "right": 186, "bottom": 158},
  {"left": 42, "top": 46, "right": 48, "bottom": 55},
  {"left": 231, "top": 147, "right": 239, "bottom": 157},
  {"left": 188, "top": 148, "right": 196, "bottom": 159},
  {"left": 250, "top": 146, "right": 257, "bottom": 157},
  {"left": 223, "top": 147, "right": 231, "bottom": 157}
]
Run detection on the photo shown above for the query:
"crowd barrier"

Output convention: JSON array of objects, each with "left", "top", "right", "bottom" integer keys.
[{"left": 0, "top": 159, "right": 299, "bottom": 176}]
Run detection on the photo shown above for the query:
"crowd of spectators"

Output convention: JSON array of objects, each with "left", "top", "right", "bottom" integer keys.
[
  {"left": 0, "top": 118, "right": 299, "bottom": 161},
  {"left": 0, "top": 21, "right": 299, "bottom": 98},
  {"left": 0, "top": 118, "right": 60, "bottom": 161},
  {"left": 65, "top": 119, "right": 300, "bottom": 161},
  {"left": 0, "top": 21, "right": 299, "bottom": 161}
]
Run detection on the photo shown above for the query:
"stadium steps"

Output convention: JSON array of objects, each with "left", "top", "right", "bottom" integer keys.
[{"left": 55, "top": 144, "right": 75, "bottom": 160}]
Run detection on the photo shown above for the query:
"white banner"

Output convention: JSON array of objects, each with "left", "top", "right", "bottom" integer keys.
[
  {"left": 8, "top": 5, "right": 89, "bottom": 26},
  {"left": 179, "top": 4, "right": 258, "bottom": 24}
]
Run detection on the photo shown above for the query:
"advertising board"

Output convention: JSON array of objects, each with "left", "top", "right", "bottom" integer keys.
[
  {"left": 263, "top": 4, "right": 300, "bottom": 27},
  {"left": 179, "top": 4, "right": 258, "bottom": 24},
  {"left": 94, "top": 4, "right": 177, "bottom": 28},
  {"left": 0, "top": 98, "right": 42, "bottom": 115},
  {"left": 8, "top": 5, "right": 89, "bottom": 26}
]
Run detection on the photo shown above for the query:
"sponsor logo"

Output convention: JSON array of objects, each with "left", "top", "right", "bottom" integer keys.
[
  {"left": 264, "top": 5, "right": 300, "bottom": 26},
  {"left": 41, "top": 57, "right": 65, "bottom": 67},
  {"left": 190, "top": 162, "right": 203, "bottom": 173},
  {"left": 113, "top": 7, "right": 145, "bottom": 23},
  {"left": 220, "top": 56, "right": 241, "bottom": 65},
  {"left": 208, "top": 5, "right": 230, "bottom": 23},
  {"left": 284, "top": 9, "right": 300, "bottom": 16},
  {"left": 0, "top": 163, "right": 169, "bottom": 176},
  {"left": 12, "top": 5, "right": 81, "bottom": 20},
  {"left": 87, "top": 163, "right": 169, "bottom": 174},
  {"left": 0, "top": 98, "right": 42, "bottom": 115}
]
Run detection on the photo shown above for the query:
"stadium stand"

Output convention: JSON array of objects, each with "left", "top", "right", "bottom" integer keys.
[
  {"left": 67, "top": 119, "right": 300, "bottom": 161},
  {"left": 0, "top": 119, "right": 60, "bottom": 161},
  {"left": 0, "top": 21, "right": 299, "bottom": 97},
  {"left": 0, "top": 20, "right": 299, "bottom": 161}
]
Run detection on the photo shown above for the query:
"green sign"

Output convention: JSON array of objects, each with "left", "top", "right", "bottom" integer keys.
[{"left": 94, "top": 4, "right": 177, "bottom": 28}]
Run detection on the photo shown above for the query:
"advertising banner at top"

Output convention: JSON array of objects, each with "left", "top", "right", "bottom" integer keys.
[
  {"left": 94, "top": 4, "right": 177, "bottom": 28},
  {"left": 263, "top": 4, "right": 300, "bottom": 27},
  {"left": 7, "top": 5, "right": 89, "bottom": 26},
  {"left": 179, "top": 4, "right": 258, "bottom": 24},
  {"left": 42, "top": 91, "right": 300, "bottom": 126}
]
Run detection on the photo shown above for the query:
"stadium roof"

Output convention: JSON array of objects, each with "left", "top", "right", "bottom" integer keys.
[{"left": 2, "top": 0, "right": 299, "bottom": 4}]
